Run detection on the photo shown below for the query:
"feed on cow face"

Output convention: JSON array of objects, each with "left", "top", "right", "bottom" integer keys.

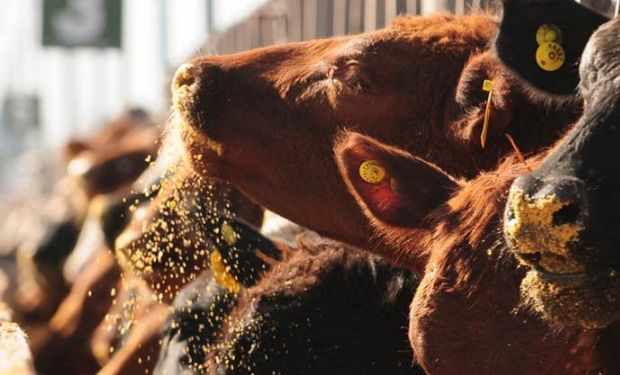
[
  {"left": 502, "top": 15, "right": 620, "bottom": 330},
  {"left": 168, "top": 13, "right": 579, "bottom": 251}
]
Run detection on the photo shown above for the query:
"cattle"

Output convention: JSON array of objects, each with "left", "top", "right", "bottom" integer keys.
[
  {"left": 334, "top": 125, "right": 620, "bottom": 374},
  {"left": 91, "top": 274, "right": 168, "bottom": 375},
  {"left": 114, "top": 169, "right": 269, "bottom": 302},
  {"left": 151, "top": 228, "right": 423, "bottom": 375},
  {"left": 12, "top": 108, "right": 158, "bottom": 321},
  {"left": 21, "top": 110, "right": 160, "bottom": 374},
  {"left": 170, "top": 13, "right": 583, "bottom": 256},
  {"left": 498, "top": 3, "right": 620, "bottom": 331},
  {"left": 34, "top": 249, "right": 120, "bottom": 375}
]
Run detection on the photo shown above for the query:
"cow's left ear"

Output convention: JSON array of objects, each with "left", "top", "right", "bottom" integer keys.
[
  {"left": 335, "top": 132, "right": 459, "bottom": 228},
  {"left": 496, "top": 0, "right": 608, "bottom": 96}
]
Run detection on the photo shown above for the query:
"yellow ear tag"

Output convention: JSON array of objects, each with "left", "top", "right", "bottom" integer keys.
[
  {"left": 359, "top": 160, "right": 386, "bottom": 184},
  {"left": 210, "top": 250, "right": 240, "bottom": 293},
  {"left": 221, "top": 221, "right": 238, "bottom": 246},
  {"left": 480, "top": 79, "right": 494, "bottom": 148},
  {"left": 536, "top": 42, "right": 565, "bottom": 72},
  {"left": 536, "top": 24, "right": 562, "bottom": 45}
]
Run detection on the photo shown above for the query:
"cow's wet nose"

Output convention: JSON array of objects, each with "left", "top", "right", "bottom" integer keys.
[
  {"left": 504, "top": 176, "right": 588, "bottom": 274},
  {"left": 172, "top": 63, "right": 198, "bottom": 93}
]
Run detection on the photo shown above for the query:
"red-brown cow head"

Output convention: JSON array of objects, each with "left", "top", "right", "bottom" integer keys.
[
  {"left": 170, "top": 13, "right": 580, "bottom": 251},
  {"left": 65, "top": 109, "right": 160, "bottom": 198},
  {"left": 335, "top": 131, "right": 620, "bottom": 374}
]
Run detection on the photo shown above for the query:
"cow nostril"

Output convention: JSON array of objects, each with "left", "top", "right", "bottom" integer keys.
[
  {"left": 519, "top": 252, "right": 542, "bottom": 266},
  {"left": 552, "top": 202, "right": 581, "bottom": 226},
  {"left": 172, "top": 63, "right": 197, "bottom": 91}
]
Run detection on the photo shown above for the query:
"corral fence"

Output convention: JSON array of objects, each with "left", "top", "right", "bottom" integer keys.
[{"left": 205, "top": 0, "right": 616, "bottom": 54}]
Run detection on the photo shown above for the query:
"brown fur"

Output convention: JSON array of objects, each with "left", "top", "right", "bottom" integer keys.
[
  {"left": 33, "top": 250, "right": 120, "bottom": 375},
  {"left": 205, "top": 233, "right": 422, "bottom": 374},
  {"left": 174, "top": 13, "right": 580, "bottom": 254},
  {"left": 336, "top": 131, "right": 620, "bottom": 374}
]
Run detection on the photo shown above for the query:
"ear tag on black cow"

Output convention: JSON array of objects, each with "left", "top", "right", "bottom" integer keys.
[
  {"left": 210, "top": 250, "right": 240, "bottom": 293},
  {"left": 536, "top": 24, "right": 562, "bottom": 45},
  {"left": 359, "top": 160, "right": 386, "bottom": 184},
  {"left": 221, "top": 221, "right": 238, "bottom": 246},
  {"left": 535, "top": 24, "right": 565, "bottom": 72},
  {"left": 480, "top": 79, "right": 494, "bottom": 148}
]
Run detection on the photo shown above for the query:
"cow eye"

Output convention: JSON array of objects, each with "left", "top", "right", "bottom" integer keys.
[{"left": 341, "top": 60, "right": 373, "bottom": 94}]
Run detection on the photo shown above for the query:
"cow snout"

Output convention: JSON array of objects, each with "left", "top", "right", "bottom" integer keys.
[
  {"left": 504, "top": 175, "right": 588, "bottom": 274},
  {"left": 172, "top": 63, "right": 198, "bottom": 92},
  {"left": 171, "top": 61, "right": 227, "bottom": 133}
]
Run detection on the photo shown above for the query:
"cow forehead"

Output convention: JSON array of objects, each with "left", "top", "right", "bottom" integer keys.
[{"left": 580, "top": 17, "right": 620, "bottom": 93}]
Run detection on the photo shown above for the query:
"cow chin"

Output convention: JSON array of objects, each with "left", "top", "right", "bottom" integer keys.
[{"left": 520, "top": 269, "right": 620, "bottom": 330}]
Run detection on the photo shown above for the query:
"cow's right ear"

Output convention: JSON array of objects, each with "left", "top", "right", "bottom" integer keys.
[
  {"left": 64, "top": 140, "right": 91, "bottom": 161},
  {"left": 496, "top": 0, "right": 608, "bottom": 96},
  {"left": 334, "top": 132, "right": 459, "bottom": 228}
]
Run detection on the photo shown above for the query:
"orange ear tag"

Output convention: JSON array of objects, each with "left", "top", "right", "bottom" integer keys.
[
  {"left": 536, "top": 42, "right": 565, "bottom": 72},
  {"left": 480, "top": 79, "right": 494, "bottom": 148},
  {"left": 359, "top": 160, "right": 386, "bottom": 184}
]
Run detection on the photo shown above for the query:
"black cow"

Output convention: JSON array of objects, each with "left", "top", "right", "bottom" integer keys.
[{"left": 499, "top": 1, "right": 620, "bottom": 330}]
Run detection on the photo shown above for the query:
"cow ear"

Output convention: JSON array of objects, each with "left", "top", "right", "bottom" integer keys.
[
  {"left": 64, "top": 140, "right": 90, "bottom": 161},
  {"left": 454, "top": 52, "right": 514, "bottom": 143},
  {"left": 496, "top": 0, "right": 608, "bottom": 96},
  {"left": 335, "top": 132, "right": 458, "bottom": 228}
]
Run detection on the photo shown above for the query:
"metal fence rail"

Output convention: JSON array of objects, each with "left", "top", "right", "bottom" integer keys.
[{"left": 204, "top": 0, "right": 615, "bottom": 55}]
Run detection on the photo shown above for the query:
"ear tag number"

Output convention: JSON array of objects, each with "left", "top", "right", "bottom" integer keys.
[
  {"left": 359, "top": 160, "right": 386, "bottom": 184},
  {"left": 536, "top": 42, "right": 565, "bottom": 72}
]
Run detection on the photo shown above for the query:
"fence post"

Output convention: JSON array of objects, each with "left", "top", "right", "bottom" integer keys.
[
  {"left": 287, "top": 0, "right": 303, "bottom": 41},
  {"left": 364, "top": 0, "right": 377, "bottom": 30},
  {"left": 303, "top": 0, "right": 317, "bottom": 39},
  {"left": 348, "top": 0, "right": 364, "bottom": 34},
  {"left": 333, "top": 0, "right": 347, "bottom": 35}
]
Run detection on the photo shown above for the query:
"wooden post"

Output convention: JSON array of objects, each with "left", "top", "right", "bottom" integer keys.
[
  {"left": 333, "top": 0, "right": 347, "bottom": 35},
  {"left": 348, "top": 0, "right": 364, "bottom": 34},
  {"left": 455, "top": 0, "right": 465, "bottom": 15},
  {"left": 385, "top": 0, "right": 397, "bottom": 24},
  {"left": 406, "top": 0, "right": 419, "bottom": 14},
  {"left": 287, "top": 0, "right": 304, "bottom": 41},
  {"left": 364, "top": 0, "right": 377, "bottom": 31},
  {"left": 316, "top": 0, "right": 334, "bottom": 37},
  {"left": 303, "top": 0, "right": 317, "bottom": 40}
]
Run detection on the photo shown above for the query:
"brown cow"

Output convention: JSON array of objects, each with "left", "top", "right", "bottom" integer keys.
[
  {"left": 114, "top": 168, "right": 266, "bottom": 302},
  {"left": 14, "top": 108, "right": 158, "bottom": 322},
  {"left": 170, "top": 13, "right": 582, "bottom": 256},
  {"left": 27, "top": 110, "right": 160, "bottom": 375},
  {"left": 334, "top": 130, "right": 620, "bottom": 374}
]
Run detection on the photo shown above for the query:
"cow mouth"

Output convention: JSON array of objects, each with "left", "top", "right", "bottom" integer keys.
[
  {"left": 520, "top": 267, "right": 620, "bottom": 329},
  {"left": 514, "top": 249, "right": 586, "bottom": 275},
  {"left": 532, "top": 267, "right": 588, "bottom": 284}
]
